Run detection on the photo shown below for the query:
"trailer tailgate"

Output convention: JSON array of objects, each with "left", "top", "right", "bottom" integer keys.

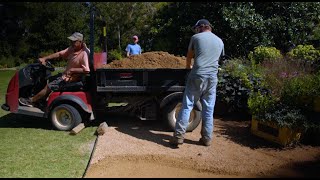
[{"left": 96, "top": 68, "right": 190, "bottom": 93}]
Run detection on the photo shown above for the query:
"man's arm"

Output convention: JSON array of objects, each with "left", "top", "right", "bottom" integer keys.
[
  {"left": 186, "top": 37, "right": 194, "bottom": 69},
  {"left": 186, "top": 49, "right": 194, "bottom": 69},
  {"left": 39, "top": 48, "right": 68, "bottom": 65},
  {"left": 68, "top": 67, "right": 89, "bottom": 74},
  {"left": 38, "top": 52, "right": 60, "bottom": 65},
  {"left": 126, "top": 45, "right": 130, "bottom": 57}
]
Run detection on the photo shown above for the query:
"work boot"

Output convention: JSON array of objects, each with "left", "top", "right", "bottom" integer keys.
[
  {"left": 199, "top": 137, "right": 212, "bottom": 146},
  {"left": 169, "top": 137, "right": 184, "bottom": 146},
  {"left": 18, "top": 97, "right": 33, "bottom": 107}
]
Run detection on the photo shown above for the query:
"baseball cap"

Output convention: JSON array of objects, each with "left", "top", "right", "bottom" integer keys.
[
  {"left": 133, "top": 35, "right": 138, "bottom": 40},
  {"left": 192, "top": 19, "right": 212, "bottom": 30},
  {"left": 68, "top": 32, "right": 83, "bottom": 41}
]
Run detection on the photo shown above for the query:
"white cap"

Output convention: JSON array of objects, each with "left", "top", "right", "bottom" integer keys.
[{"left": 67, "top": 32, "right": 83, "bottom": 41}]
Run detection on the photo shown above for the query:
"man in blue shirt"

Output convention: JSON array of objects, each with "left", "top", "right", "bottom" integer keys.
[
  {"left": 170, "top": 19, "right": 225, "bottom": 147},
  {"left": 125, "top": 35, "right": 142, "bottom": 57}
]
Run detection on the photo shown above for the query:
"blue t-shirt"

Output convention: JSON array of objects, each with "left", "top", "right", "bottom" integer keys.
[
  {"left": 188, "top": 31, "right": 224, "bottom": 76},
  {"left": 125, "top": 43, "right": 142, "bottom": 55}
]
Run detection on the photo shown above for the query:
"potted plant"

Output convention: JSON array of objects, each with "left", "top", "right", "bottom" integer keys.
[
  {"left": 248, "top": 92, "right": 305, "bottom": 146},
  {"left": 247, "top": 46, "right": 320, "bottom": 146},
  {"left": 281, "top": 72, "right": 320, "bottom": 145}
]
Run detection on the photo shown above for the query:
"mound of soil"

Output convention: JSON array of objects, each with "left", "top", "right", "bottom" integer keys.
[{"left": 103, "top": 51, "right": 188, "bottom": 69}]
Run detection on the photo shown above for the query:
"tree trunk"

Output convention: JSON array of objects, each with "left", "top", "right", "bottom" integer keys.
[{"left": 118, "top": 25, "right": 121, "bottom": 51}]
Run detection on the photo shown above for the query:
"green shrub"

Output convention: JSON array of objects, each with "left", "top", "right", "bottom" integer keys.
[
  {"left": 39, "top": 50, "right": 55, "bottom": 58},
  {"left": 263, "top": 103, "right": 308, "bottom": 130},
  {"left": 248, "top": 92, "right": 276, "bottom": 118},
  {"left": 259, "top": 56, "right": 313, "bottom": 99},
  {"left": 220, "top": 58, "right": 266, "bottom": 90},
  {"left": 248, "top": 46, "right": 282, "bottom": 65},
  {"left": 26, "top": 57, "right": 38, "bottom": 64},
  {"left": 17, "top": 63, "right": 28, "bottom": 69},
  {"left": 287, "top": 44, "right": 320, "bottom": 62},
  {"left": 0, "top": 55, "right": 19, "bottom": 68},
  {"left": 94, "top": 46, "right": 103, "bottom": 53},
  {"left": 217, "top": 58, "right": 268, "bottom": 113},
  {"left": 281, "top": 73, "right": 320, "bottom": 111},
  {"left": 108, "top": 49, "right": 123, "bottom": 61}
]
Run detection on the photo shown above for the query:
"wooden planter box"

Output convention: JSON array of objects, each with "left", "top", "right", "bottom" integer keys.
[{"left": 251, "top": 119, "right": 302, "bottom": 146}]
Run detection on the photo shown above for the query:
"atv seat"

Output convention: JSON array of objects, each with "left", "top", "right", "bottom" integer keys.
[
  {"left": 58, "top": 81, "right": 84, "bottom": 92},
  {"left": 50, "top": 74, "right": 90, "bottom": 92}
]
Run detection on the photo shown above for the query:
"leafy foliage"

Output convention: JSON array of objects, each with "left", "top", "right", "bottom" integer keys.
[
  {"left": 258, "top": 56, "right": 314, "bottom": 99},
  {"left": 281, "top": 73, "right": 320, "bottom": 111},
  {"left": 248, "top": 92, "right": 276, "bottom": 118},
  {"left": 287, "top": 44, "right": 320, "bottom": 62},
  {"left": 262, "top": 103, "right": 308, "bottom": 130},
  {"left": 248, "top": 52, "right": 320, "bottom": 131},
  {"left": 108, "top": 49, "right": 123, "bottom": 61},
  {"left": 248, "top": 92, "right": 310, "bottom": 130},
  {"left": 2, "top": 2, "right": 320, "bottom": 66},
  {"left": 0, "top": 55, "right": 19, "bottom": 68},
  {"left": 221, "top": 2, "right": 271, "bottom": 57},
  {"left": 217, "top": 58, "right": 269, "bottom": 113},
  {"left": 248, "top": 46, "right": 283, "bottom": 65},
  {"left": 93, "top": 2, "right": 164, "bottom": 53}
]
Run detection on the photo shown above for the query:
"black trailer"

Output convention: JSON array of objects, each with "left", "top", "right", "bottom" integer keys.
[{"left": 91, "top": 68, "right": 202, "bottom": 131}]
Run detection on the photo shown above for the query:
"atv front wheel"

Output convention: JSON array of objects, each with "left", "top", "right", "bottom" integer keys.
[{"left": 50, "top": 104, "right": 82, "bottom": 131}]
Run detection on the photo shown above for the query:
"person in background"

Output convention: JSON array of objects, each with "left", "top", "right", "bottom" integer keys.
[
  {"left": 125, "top": 35, "right": 142, "bottom": 57},
  {"left": 18, "top": 32, "right": 90, "bottom": 107},
  {"left": 169, "top": 19, "right": 225, "bottom": 147}
]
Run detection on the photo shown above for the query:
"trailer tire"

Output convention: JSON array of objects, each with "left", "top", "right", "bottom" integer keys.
[
  {"left": 50, "top": 104, "right": 82, "bottom": 131},
  {"left": 163, "top": 98, "right": 202, "bottom": 132}
]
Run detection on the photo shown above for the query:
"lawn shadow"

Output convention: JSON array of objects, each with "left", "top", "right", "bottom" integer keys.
[{"left": 0, "top": 113, "right": 53, "bottom": 130}]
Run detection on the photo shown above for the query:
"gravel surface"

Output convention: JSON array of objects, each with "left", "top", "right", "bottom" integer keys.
[
  {"left": 84, "top": 51, "right": 320, "bottom": 177},
  {"left": 84, "top": 114, "right": 320, "bottom": 178}
]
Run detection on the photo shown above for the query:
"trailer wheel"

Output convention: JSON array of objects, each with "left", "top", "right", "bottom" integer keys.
[
  {"left": 50, "top": 104, "right": 82, "bottom": 131},
  {"left": 163, "top": 98, "right": 202, "bottom": 132}
]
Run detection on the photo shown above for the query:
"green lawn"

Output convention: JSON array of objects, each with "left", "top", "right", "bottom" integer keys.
[{"left": 0, "top": 70, "right": 97, "bottom": 178}]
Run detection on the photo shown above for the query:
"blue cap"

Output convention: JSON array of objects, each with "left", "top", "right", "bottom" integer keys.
[{"left": 192, "top": 19, "right": 212, "bottom": 29}]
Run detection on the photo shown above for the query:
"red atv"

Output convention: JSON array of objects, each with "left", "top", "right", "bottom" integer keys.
[{"left": 1, "top": 60, "right": 93, "bottom": 131}]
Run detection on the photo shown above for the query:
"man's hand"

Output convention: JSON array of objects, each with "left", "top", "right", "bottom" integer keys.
[
  {"left": 62, "top": 74, "right": 71, "bottom": 82},
  {"left": 187, "top": 65, "right": 193, "bottom": 69},
  {"left": 38, "top": 57, "right": 46, "bottom": 65}
]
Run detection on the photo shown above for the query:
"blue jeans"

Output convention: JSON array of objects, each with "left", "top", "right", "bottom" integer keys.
[{"left": 174, "top": 74, "right": 218, "bottom": 140}]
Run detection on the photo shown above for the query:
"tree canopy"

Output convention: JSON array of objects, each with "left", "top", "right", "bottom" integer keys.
[{"left": 1, "top": 2, "right": 320, "bottom": 66}]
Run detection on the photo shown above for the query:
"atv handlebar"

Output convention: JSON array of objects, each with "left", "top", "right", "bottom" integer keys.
[{"left": 37, "top": 59, "right": 55, "bottom": 72}]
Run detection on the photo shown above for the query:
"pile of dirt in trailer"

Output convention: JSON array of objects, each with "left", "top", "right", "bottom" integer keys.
[{"left": 103, "top": 51, "right": 187, "bottom": 69}]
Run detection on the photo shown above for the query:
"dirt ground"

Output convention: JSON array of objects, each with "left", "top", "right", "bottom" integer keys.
[
  {"left": 84, "top": 114, "right": 320, "bottom": 178},
  {"left": 102, "top": 51, "right": 188, "bottom": 69},
  {"left": 84, "top": 52, "right": 320, "bottom": 178}
]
